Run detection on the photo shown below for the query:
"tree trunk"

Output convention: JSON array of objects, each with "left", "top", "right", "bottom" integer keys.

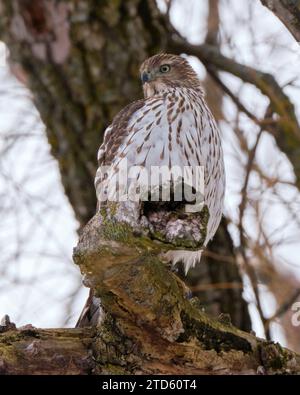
[{"left": 0, "top": 0, "right": 169, "bottom": 225}]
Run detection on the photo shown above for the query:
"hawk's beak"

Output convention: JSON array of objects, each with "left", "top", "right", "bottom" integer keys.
[{"left": 141, "top": 71, "right": 152, "bottom": 84}]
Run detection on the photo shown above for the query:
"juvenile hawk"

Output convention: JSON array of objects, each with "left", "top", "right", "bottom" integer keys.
[
  {"left": 95, "top": 53, "right": 225, "bottom": 272},
  {"left": 77, "top": 53, "right": 225, "bottom": 327}
]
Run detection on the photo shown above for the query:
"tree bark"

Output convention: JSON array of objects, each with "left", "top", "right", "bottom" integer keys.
[
  {"left": 1, "top": 209, "right": 300, "bottom": 375},
  {"left": 0, "top": 326, "right": 95, "bottom": 374}
]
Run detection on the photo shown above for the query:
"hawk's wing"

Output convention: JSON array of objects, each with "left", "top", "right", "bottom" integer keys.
[
  {"left": 96, "top": 99, "right": 146, "bottom": 169},
  {"left": 96, "top": 92, "right": 204, "bottom": 176},
  {"left": 95, "top": 99, "right": 146, "bottom": 195}
]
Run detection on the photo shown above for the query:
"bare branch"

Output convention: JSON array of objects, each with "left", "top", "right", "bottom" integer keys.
[{"left": 260, "top": 0, "right": 300, "bottom": 42}]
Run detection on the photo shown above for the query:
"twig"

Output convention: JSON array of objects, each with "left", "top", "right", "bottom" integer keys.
[
  {"left": 265, "top": 288, "right": 300, "bottom": 329},
  {"left": 238, "top": 118, "right": 268, "bottom": 338}
]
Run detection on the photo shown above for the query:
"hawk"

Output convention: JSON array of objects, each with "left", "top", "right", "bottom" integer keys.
[{"left": 76, "top": 54, "right": 225, "bottom": 326}]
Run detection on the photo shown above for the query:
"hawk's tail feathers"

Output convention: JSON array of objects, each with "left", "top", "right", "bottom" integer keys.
[
  {"left": 75, "top": 289, "right": 104, "bottom": 328},
  {"left": 164, "top": 249, "right": 204, "bottom": 275}
]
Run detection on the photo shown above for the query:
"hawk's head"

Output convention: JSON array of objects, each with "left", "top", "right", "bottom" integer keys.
[{"left": 140, "top": 53, "right": 202, "bottom": 98}]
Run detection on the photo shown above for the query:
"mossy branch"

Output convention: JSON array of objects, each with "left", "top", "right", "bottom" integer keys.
[{"left": 71, "top": 209, "right": 300, "bottom": 375}]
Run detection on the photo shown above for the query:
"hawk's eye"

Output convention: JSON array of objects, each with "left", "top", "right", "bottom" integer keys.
[{"left": 159, "top": 64, "right": 171, "bottom": 73}]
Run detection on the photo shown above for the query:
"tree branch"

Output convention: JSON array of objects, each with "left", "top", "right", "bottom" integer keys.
[
  {"left": 0, "top": 326, "right": 95, "bottom": 374},
  {"left": 71, "top": 207, "right": 300, "bottom": 374},
  {"left": 260, "top": 0, "right": 300, "bottom": 42},
  {"left": 1, "top": 206, "right": 300, "bottom": 374}
]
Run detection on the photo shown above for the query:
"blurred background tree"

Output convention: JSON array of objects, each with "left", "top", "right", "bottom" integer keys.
[{"left": 0, "top": 0, "right": 299, "bottom": 352}]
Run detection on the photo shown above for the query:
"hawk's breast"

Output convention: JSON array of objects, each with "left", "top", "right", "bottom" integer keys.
[{"left": 96, "top": 87, "right": 225, "bottom": 244}]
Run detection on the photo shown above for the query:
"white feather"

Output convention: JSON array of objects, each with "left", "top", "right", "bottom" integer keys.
[{"left": 164, "top": 249, "right": 203, "bottom": 275}]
